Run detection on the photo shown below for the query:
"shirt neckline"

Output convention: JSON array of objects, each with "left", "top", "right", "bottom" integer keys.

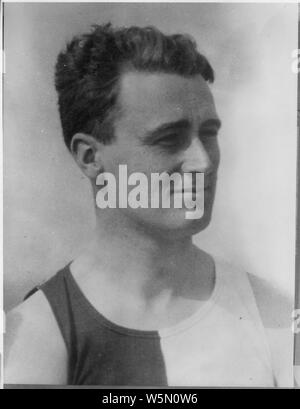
[{"left": 66, "top": 257, "right": 222, "bottom": 339}]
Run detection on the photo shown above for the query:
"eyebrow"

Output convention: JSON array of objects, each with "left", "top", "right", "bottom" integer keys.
[
  {"left": 200, "top": 118, "right": 222, "bottom": 129},
  {"left": 142, "top": 117, "right": 222, "bottom": 145},
  {"left": 141, "top": 119, "right": 190, "bottom": 145}
]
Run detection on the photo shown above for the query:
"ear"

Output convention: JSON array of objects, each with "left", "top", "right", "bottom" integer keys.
[{"left": 70, "top": 133, "right": 103, "bottom": 179}]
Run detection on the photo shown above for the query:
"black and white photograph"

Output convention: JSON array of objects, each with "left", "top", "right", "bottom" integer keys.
[{"left": 2, "top": 1, "right": 299, "bottom": 388}]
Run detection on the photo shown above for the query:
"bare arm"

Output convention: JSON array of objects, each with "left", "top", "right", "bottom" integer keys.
[{"left": 4, "top": 290, "right": 68, "bottom": 385}]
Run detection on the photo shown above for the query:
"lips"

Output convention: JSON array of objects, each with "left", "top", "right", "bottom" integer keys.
[
  {"left": 168, "top": 172, "right": 214, "bottom": 195},
  {"left": 172, "top": 184, "right": 211, "bottom": 194}
]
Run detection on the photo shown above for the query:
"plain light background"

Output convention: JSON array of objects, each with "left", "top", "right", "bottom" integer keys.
[{"left": 3, "top": 2, "right": 298, "bottom": 310}]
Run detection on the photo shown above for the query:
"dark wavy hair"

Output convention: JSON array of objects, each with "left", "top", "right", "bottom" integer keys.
[{"left": 55, "top": 23, "right": 214, "bottom": 150}]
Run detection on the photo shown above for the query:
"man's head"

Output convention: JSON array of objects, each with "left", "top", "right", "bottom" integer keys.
[
  {"left": 55, "top": 23, "right": 214, "bottom": 149},
  {"left": 55, "top": 24, "right": 221, "bottom": 238}
]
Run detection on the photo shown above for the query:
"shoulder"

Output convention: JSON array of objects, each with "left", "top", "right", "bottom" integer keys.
[
  {"left": 212, "top": 257, "right": 292, "bottom": 328},
  {"left": 247, "top": 272, "right": 293, "bottom": 330},
  {"left": 247, "top": 272, "right": 294, "bottom": 386},
  {"left": 214, "top": 259, "right": 294, "bottom": 386},
  {"left": 4, "top": 289, "right": 67, "bottom": 385}
]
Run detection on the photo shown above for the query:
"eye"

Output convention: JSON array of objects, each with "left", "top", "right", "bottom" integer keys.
[
  {"left": 157, "top": 134, "right": 188, "bottom": 150},
  {"left": 158, "top": 135, "right": 179, "bottom": 146}
]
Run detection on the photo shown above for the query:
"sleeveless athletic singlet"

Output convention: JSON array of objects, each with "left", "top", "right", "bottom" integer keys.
[{"left": 39, "top": 259, "right": 276, "bottom": 386}]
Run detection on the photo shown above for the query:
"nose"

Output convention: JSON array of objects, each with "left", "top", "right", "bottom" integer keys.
[{"left": 181, "top": 137, "right": 212, "bottom": 174}]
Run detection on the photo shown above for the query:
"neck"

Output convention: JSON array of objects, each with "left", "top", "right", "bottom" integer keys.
[{"left": 82, "top": 208, "right": 199, "bottom": 298}]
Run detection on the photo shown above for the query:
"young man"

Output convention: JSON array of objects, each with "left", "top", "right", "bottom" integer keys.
[{"left": 4, "top": 24, "right": 293, "bottom": 386}]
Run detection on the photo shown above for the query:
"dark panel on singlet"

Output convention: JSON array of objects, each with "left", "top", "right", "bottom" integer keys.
[{"left": 40, "top": 265, "right": 168, "bottom": 386}]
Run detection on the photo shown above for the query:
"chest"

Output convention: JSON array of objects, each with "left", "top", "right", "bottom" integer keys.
[{"left": 70, "top": 303, "right": 274, "bottom": 387}]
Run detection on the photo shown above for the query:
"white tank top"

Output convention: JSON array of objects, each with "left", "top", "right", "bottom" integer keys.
[{"left": 155, "top": 258, "right": 275, "bottom": 386}]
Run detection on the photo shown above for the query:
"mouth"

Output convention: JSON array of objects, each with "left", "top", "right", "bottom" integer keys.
[{"left": 172, "top": 184, "right": 211, "bottom": 195}]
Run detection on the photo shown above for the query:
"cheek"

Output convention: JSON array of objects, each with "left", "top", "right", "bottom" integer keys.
[
  {"left": 212, "top": 147, "right": 221, "bottom": 167},
  {"left": 126, "top": 149, "right": 178, "bottom": 176},
  {"left": 102, "top": 141, "right": 183, "bottom": 177},
  {"left": 206, "top": 140, "right": 220, "bottom": 167}
]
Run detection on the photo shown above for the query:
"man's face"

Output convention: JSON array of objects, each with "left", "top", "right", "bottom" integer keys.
[{"left": 98, "top": 70, "right": 221, "bottom": 238}]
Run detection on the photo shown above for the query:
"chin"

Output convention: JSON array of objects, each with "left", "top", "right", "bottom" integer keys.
[
  {"left": 136, "top": 207, "right": 213, "bottom": 240},
  {"left": 175, "top": 211, "right": 212, "bottom": 236}
]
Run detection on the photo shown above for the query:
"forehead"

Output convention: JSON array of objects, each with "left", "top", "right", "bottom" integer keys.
[{"left": 116, "top": 71, "right": 218, "bottom": 129}]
